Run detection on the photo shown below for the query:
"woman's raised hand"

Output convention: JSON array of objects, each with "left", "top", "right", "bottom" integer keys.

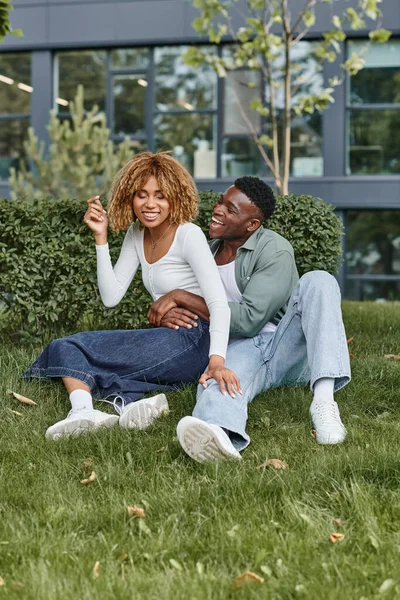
[{"left": 84, "top": 196, "right": 108, "bottom": 241}]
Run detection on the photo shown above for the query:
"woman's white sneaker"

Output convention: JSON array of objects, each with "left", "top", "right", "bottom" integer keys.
[
  {"left": 177, "top": 416, "right": 242, "bottom": 463},
  {"left": 45, "top": 409, "right": 119, "bottom": 440},
  {"left": 119, "top": 394, "right": 169, "bottom": 430},
  {"left": 310, "top": 399, "right": 347, "bottom": 444}
]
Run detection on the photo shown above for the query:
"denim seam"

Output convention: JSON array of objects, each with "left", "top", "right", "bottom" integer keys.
[
  {"left": 239, "top": 359, "right": 267, "bottom": 401},
  {"left": 120, "top": 326, "right": 208, "bottom": 379},
  {"left": 263, "top": 308, "right": 300, "bottom": 363},
  {"left": 23, "top": 366, "right": 97, "bottom": 390}
]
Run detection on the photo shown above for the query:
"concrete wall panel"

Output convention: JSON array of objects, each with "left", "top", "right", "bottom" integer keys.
[{"left": 3, "top": 0, "right": 400, "bottom": 50}]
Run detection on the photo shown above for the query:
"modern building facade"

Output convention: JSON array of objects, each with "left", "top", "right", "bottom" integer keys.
[{"left": 0, "top": 0, "right": 399, "bottom": 299}]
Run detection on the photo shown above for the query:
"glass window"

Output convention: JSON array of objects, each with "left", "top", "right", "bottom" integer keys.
[
  {"left": 347, "top": 40, "right": 400, "bottom": 175},
  {"left": 0, "top": 118, "right": 30, "bottom": 179},
  {"left": 222, "top": 69, "right": 262, "bottom": 177},
  {"left": 0, "top": 52, "right": 31, "bottom": 180},
  {"left": 155, "top": 46, "right": 217, "bottom": 111},
  {"left": 155, "top": 113, "right": 216, "bottom": 177},
  {"left": 346, "top": 210, "right": 400, "bottom": 276},
  {"left": 111, "top": 48, "right": 149, "bottom": 69},
  {"left": 57, "top": 50, "right": 106, "bottom": 111},
  {"left": 112, "top": 74, "right": 147, "bottom": 137},
  {"left": 290, "top": 113, "right": 323, "bottom": 177},
  {"left": 348, "top": 109, "right": 400, "bottom": 174},
  {"left": 0, "top": 53, "right": 31, "bottom": 115},
  {"left": 345, "top": 210, "right": 400, "bottom": 300},
  {"left": 222, "top": 41, "right": 323, "bottom": 178},
  {"left": 224, "top": 70, "right": 261, "bottom": 135},
  {"left": 345, "top": 209, "right": 400, "bottom": 300},
  {"left": 345, "top": 279, "right": 400, "bottom": 301},
  {"left": 221, "top": 137, "right": 261, "bottom": 177},
  {"left": 349, "top": 40, "right": 400, "bottom": 104}
]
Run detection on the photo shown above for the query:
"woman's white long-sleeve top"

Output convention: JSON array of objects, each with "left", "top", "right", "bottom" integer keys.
[{"left": 95, "top": 221, "right": 230, "bottom": 359}]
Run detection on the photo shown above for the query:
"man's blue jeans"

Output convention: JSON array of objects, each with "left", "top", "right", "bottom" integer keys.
[{"left": 193, "top": 271, "right": 351, "bottom": 450}]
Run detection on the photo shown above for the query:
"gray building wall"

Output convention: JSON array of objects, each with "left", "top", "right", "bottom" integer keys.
[
  {"left": 0, "top": 0, "right": 399, "bottom": 209},
  {"left": 2, "top": 0, "right": 399, "bottom": 49}
]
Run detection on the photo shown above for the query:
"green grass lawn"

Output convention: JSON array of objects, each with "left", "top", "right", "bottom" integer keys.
[{"left": 1, "top": 302, "right": 400, "bottom": 599}]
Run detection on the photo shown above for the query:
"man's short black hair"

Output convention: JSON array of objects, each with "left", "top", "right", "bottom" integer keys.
[{"left": 234, "top": 176, "right": 276, "bottom": 222}]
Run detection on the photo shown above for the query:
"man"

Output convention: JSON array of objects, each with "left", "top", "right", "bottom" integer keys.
[{"left": 150, "top": 176, "right": 350, "bottom": 462}]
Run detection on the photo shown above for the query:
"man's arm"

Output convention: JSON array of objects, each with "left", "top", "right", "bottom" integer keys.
[
  {"left": 229, "top": 250, "right": 297, "bottom": 338},
  {"left": 147, "top": 289, "right": 210, "bottom": 326}
]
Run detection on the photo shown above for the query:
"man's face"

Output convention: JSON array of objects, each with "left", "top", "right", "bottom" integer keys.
[{"left": 209, "top": 186, "right": 260, "bottom": 240}]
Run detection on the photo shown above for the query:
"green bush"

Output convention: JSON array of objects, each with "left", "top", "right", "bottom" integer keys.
[
  {"left": 196, "top": 190, "right": 343, "bottom": 276},
  {"left": 0, "top": 197, "right": 151, "bottom": 342},
  {"left": 268, "top": 193, "right": 343, "bottom": 276},
  {"left": 0, "top": 191, "right": 342, "bottom": 341}
]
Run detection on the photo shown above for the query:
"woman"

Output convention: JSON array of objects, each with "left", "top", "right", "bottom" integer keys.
[{"left": 23, "top": 152, "right": 240, "bottom": 440}]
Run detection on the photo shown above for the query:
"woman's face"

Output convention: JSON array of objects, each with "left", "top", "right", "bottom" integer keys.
[{"left": 133, "top": 176, "right": 171, "bottom": 228}]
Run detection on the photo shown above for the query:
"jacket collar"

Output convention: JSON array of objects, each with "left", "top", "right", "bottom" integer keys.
[
  {"left": 209, "top": 226, "right": 265, "bottom": 252},
  {"left": 238, "top": 226, "right": 265, "bottom": 251}
]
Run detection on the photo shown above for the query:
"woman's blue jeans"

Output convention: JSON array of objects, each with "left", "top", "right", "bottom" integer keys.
[{"left": 23, "top": 318, "right": 211, "bottom": 403}]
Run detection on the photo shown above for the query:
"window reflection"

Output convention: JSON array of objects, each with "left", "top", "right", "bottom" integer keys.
[
  {"left": 111, "top": 48, "right": 149, "bottom": 69},
  {"left": 290, "top": 113, "right": 323, "bottom": 177},
  {"left": 57, "top": 50, "right": 106, "bottom": 111},
  {"left": 346, "top": 210, "right": 400, "bottom": 272},
  {"left": 223, "top": 41, "right": 323, "bottom": 178},
  {"left": 0, "top": 119, "right": 30, "bottom": 179},
  {"left": 345, "top": 279, "right": 400, "bottom": 301},
  {"left": 155, "top": 46, "right": 217, "bottom": 111},
  {"left": 349, "top": 109, "right": 400, "bottom": 174},
  {"left": 224, "top": 70, "right": 261, "bottom": 136},
  {"left": 347, "top": 40, "right": 400, "bottom": 175},
  {"left": 113, "top": 74, "right": 147, "bottom": 137},
  {"left": 0, "top": 53, "right": 31, "bottom": 115},
  {"left": 221, "top": 137, "right": 260, "bottom": 177},
  {"left": 345, "top": 210, "right": 400, "bottom": 300},
  {"left": 155, "top": 113, "right": 216, "bottom": 177}
]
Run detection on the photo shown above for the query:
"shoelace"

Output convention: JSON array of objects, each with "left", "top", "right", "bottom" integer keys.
[
  {"left": 101, "top": 395, "right": 126, "bottom": 416},
  {"left": 312, "top": 401, "right": 343, "bottom": 426}
]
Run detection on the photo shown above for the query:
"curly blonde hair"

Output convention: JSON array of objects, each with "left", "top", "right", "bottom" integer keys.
[{"left": 107, "top": 151, "right": 199, "bottom": 231}]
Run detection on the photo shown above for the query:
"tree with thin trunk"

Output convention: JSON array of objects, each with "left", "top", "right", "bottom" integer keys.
[
  {"left": 184, "top": 0, "right": 391, "bottom": 195},
  {"left": 0, "top": 1, "right": 22, "bottom": 41}
]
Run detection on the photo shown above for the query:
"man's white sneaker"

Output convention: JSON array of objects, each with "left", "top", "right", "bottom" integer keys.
[
  {"left": 119, "top": 394, "right": 169, "bottom": 430},
  {"left": 45, "top": 409, "right": 119, "bottom": 440},
  {"left": 177, "top": 416, "right": 242, "bottom": 463},
  {"left": 310, "top": 399, "right": 347, "bottom": 445}
]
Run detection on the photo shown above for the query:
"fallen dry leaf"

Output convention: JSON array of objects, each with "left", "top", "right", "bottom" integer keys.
[
  {"left": 92, "top": 561, "right": 100, "bottom": 579},
  {"left": 330, "top": 532, "right": 345, "bottom": 544},
  {"left": 7, "top": 390, "right": 37, "bottom": 406},
  {"left": 384, "top": 354, "right": 400, "bottom": 360},
  {"left": 233, "top": 571, "right": 264, "bottom": 589},
  {"left": 8, "top": 409, "right": 23, "bottom": 417},
  {"left": 0, "top": 577, "right": 4, "bottom": 586},
  {"left": 83, "top": 457, "right": 94, "bottom": 478},
  {"left": 257, "top": 458, "right": 288, "bottom": 470},
  {"left": 80, "top": 471, "right": 96, "bottom": 485},
  {"left": 311, "top": 429, "right": 316, "bottom": 438},
  {"left": 127, "top": 505, "right": 145, "bottom": 519},
  {"left": 349, "top": 353, "right": 356, "bottom": 360},
  {"left": 333, "top": 518, "right": 342, "bottom": 528},
  {"left": 347, "top": 337, "right": 354, "bottom": 344}
]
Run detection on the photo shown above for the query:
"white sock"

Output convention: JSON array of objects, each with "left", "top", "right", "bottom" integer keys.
[
  {"left": 69, "top": 389, "right": 93, "bottom": 412},
  {"left": 313, "top": 378, "right": 335, "bottom": 404}
]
